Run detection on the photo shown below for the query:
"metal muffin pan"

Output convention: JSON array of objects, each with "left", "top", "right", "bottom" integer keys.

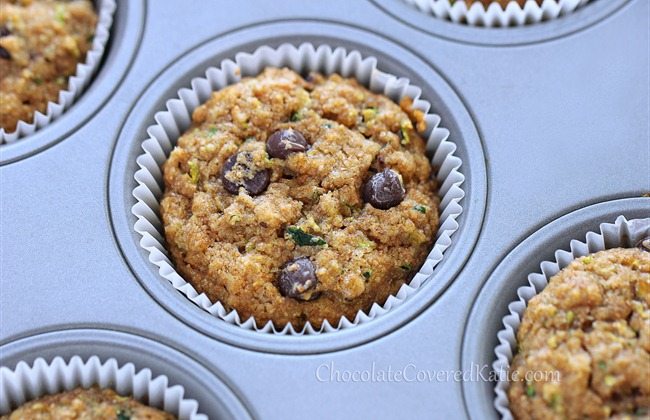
[{"left": 1, "top": 0, "right": 648, "bottom": 418}]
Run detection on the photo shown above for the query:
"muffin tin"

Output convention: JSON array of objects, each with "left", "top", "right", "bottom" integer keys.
[{"left": 0, "top": 0, "right": 647, "bottom": 418}]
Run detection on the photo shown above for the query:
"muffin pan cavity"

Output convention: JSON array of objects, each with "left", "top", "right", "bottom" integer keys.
[
  {"left": 0, "top": 0, "right": 144, "bottom": 165},
  {"left": 109, "top": 21, "right": 486, "bottom": 353},
  {"left": 0, "top": 329, "right": 252, "bottom": 420},
  {"left": 133, "top": 44, "right": 465, "bottom": 334},
  {"left": 461, "top": 197, "right": 650, "bottom": 420}
]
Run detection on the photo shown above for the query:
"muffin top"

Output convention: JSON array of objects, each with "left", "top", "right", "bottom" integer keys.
[
  {"left": 508, "top": 247, "right": 650, "bottom": 419},
  {"left": 0, "top": 0, "right": 97, "bottom": 132},
  {"left": 160, "top": 67, "right": 440, "bottom": 329},
  {"left": 1, "top": 387, "right": 174, "bottom": 419}
]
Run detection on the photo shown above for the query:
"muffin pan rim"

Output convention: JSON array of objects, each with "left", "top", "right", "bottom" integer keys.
[
  {"left": 460, "top": 196, "right": 650, "bottom": 420},
  {"left": 369, "top": 0, "right": 632, "bottom": 46},
  {"left": 0, "top": 0, "right": 146, "bottom": 166},
  {"left": 0, "top": 328, "right": 254, "bottom": 420},
  {"left": 107, "top": 19, "right": 487, "bottom": 354}
]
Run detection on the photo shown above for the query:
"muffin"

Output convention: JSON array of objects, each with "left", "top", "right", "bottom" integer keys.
[
  {"left": 508, "top": 246, "right": 650, "bottom": 419},
  {"left": 1, "top": 387, "right": 174, "bottom": 419},
  {"left": 0, "top": 0, "right": 97, "bottom": 133},
  {"left": 160, "top": 67, "right": 440, "bottom": 329}
]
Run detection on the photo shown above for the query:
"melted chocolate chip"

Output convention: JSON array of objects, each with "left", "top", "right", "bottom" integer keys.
[
  {"left": 266, "top": 129, "right": 308, "bottom": 159},
  {"left": 0, "top": 26, "right": 10, "bottom": 37},
  {"left": 363, "top": 168, "right": 406, "bottom": 210},
  {"left": 637, "top": 237, "right": 650, "bottom": 252},
  {"left": 278, "top": 257, "right": 320, "bottom": 301},
  {"left": 221, "top": 152, "right": 270, "bottom": 196},
  {"left": 0, "top": 46, "right": 10, "bottom": 60}
]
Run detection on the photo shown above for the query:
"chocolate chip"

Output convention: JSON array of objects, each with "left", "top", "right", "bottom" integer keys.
[
  {"left": 221, "top": 152, "right": 270, "bottom": 196},
  {"left": 0, "top": 26, "right": 10, "bottom": 37},
  {"left": 0, "top": 46, "right": 10, "bottom": 60},
  {"left": 278, "top": 257, "right": 320, "bottom": 301},
  {"left": 637, "top": 237, "right": 650, "bottom": 252},
  {"left": 266, "top": 129, "right": 309, "bottom": 159},
  {"left": 363, "top": 168, "right": 406, "bottom": 210}
]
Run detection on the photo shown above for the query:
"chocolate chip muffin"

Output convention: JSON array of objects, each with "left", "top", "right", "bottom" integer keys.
[
  {"left": 1, "top": 387, "right": 174, "bottom": 419},
  {"left": 508, "top": 246, "right": 650, "bottom": 419},
  {"left": 0, "top": 0, "right": 97, "bottom": 132},
  {"left": 160, "top": 67, "right": 440, "bottom": 329}
]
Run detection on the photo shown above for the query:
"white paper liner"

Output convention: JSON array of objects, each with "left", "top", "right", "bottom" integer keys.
[
  {"left": 493, "top": 215, "right": 650, "bottom": 419},
  {"left": 132, "top": 42, "right": 465, "bottom": 335},
  {"left": 403, "top": 0, "right": 590, "bottom": 27},
  {"left": 0, "top": 355, "right": 207, "bottom": 419},
  {"left": 0, "top": 0, "right": 116, "bottom": 143}
]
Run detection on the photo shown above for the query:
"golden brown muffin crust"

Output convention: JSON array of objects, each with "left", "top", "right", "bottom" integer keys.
[
  {"left": 508, "top": 248, "right": 650, "bottom": 420},
  {"left": 160, "top": 67, "right": 440, "bottom": 329}
]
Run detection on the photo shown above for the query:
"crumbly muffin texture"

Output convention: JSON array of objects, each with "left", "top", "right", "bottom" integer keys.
[
  {"left": 160, "top": 67, "right": 440, "bottom": 329},
  {"left": 1, "top": 387, "right": 175, "bottom": 419},
  {"left": 509, "top": 248, "right": 650, "bottom": 419},
  {"left": 0, "top": 0, "right": 97, "bottom": 132}
]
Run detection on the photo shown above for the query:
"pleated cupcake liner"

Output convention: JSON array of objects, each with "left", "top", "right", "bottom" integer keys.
[
  {"left": 132, "top": 42, "right": 465, "bottom": 335},
  {"left": 403, "top": 0, "right": 590, "bottom": 27},
  {"left": 1, "top": 0, "right": 116, "bottom": 143},
  {"left": 493, "top": 215, "right": 650, "bottom": 419},
  {"left": 0, "top": 355, "right": 206, "bottom": 419}
]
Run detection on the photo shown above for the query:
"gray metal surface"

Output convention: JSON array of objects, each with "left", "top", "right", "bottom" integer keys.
[{"left": 0, "top": 0, "right": 648, "bottom": 419}]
